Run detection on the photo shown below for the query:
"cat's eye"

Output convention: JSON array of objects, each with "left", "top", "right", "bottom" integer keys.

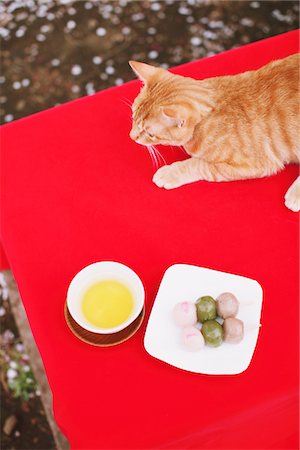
[{"left": 146, "top": 131, "right": 154, "bottom": 138}]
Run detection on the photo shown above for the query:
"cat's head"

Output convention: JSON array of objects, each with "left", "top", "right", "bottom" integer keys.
[{"left": 129, "top": 61, "right": 197, "bottom": 147}]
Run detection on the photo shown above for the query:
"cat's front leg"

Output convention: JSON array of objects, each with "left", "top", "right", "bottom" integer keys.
[
  {"left": 153, "top": 158, "right": 214, "bottom": 189},
  {"left": 153, "top": 158, "right": 273, "bottom": 189}
]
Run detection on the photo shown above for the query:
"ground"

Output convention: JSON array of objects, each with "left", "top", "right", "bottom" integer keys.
[{"left": 0, "top": 273, "right": 56, "bottom": 449}]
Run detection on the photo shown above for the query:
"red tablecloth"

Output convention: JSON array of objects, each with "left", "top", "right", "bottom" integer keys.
[
  {"left": 0, "top": 243, "right": 9, "bottom": 270},
  {"left": 1, "top": 31, "right": 299, "bottom": 449}
]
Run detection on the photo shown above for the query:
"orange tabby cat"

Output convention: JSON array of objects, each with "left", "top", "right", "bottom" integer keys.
[{"left": 129, "top": 54, "right": 300, "bottom": 212}]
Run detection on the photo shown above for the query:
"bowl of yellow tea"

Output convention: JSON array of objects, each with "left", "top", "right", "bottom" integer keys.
[{"left": 67, "top": 262, "right": 145, "bottom": 334}]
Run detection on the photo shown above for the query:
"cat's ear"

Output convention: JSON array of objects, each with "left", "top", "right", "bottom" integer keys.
[
  {"left": 129, "top": 61, "right": 157, "bottom": 84},
  {"left": 161, "top": 107, "right": 186, "bottom": 128}
]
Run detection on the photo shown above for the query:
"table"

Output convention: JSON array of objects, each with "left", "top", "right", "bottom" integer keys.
[{"left": 1, "top": 30, "right": 299, "bottom": 449}]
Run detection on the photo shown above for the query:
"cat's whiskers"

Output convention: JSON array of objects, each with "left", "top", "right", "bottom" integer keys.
[
  {"left": 146, "top": 145, "right": 157, "bottom": 167},
  {"left": 150, "top": 146, "right": 160, "bottom": 169},
  {"left": 121, "top": 101, "right": 133, "bottom": 111},
  {"left": 122, "top": 96, "right": 133, "bottom": 106},
  {"left": 149, "top": 145, "right": 161, "bottom": 167},
  {"left": 121, "top": 97, "right": 133, "bottom": 111},
  {"left": 151, "top": 145, "right": 167, "bottom": 166},
  {"left": 146, "top": 145, "right": 158, "bottom": 169}
]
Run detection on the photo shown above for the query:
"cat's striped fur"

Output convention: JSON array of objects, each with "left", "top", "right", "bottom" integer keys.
[{"left": 129, "top": 55, "right": 300, "bottom": 211}]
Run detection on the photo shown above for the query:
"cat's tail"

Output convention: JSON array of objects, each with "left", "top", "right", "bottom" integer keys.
[{"left": 285, "top": 175, "right": 300, "bottom": 212}]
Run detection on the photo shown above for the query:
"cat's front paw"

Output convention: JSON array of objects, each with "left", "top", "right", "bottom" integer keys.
[
  {"left": 285, "top": 181, "right": 300, "bottom": 212},
  {"left": 153, "top": 164, "right": 185, "bottom": 189}
]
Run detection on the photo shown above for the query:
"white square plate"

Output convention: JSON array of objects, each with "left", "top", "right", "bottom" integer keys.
[{"left": 144, "top": 264, "right": 263, "bottom": 375}]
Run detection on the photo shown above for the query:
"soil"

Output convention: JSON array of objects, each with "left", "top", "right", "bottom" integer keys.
[
  {"left": 0, "top": 275, "right": 56, "bottom": 450},
  {"left": 1, "top": 394, "right": 56, "bottom": 450},
  {"left": 1, "top": 1, "right": 298, "bottom": 125}
]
